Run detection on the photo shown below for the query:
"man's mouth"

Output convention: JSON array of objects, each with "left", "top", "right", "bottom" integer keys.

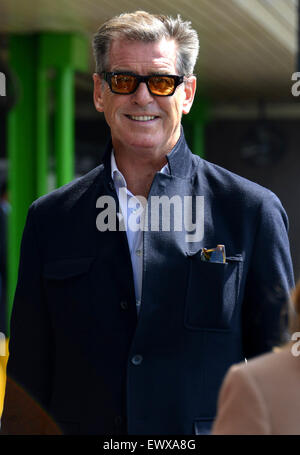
[{"left": 126, "top": 115, "right": 158, "bottom": 122}]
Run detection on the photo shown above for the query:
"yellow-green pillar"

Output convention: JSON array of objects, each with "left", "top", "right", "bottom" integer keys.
[
  {"left": 6, "top": 32, "right": 88, "bottom": 333},
  {"left": 184, "top": 95, "right": 210, "bottom": 159},
  {"left": 7, "top": 35, "right": 38, "bottom": 336}
]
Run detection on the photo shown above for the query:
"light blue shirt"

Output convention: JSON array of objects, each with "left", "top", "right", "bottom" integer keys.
[{"left": 111, "top": 151, "right": 169, "bottom": 313}]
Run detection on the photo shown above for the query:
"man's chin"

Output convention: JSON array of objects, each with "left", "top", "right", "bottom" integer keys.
[
  {"left": 112, "top": 130, "right": 170, "bottom": 155},
  {"left": 125, "top": 134, "right": 163, "bottom": 151}
]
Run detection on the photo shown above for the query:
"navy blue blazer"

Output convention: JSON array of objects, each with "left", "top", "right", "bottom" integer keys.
[{"left": 5, "top": 129, "right": 294, "bottom": 435}]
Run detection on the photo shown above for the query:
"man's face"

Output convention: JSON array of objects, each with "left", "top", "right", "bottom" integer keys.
[{"left": 93, "top": 38, "right": 196, "bottom": 157}]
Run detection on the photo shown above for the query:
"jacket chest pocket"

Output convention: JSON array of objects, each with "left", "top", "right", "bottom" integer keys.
[
  {"left": 184, "top": 253, "right": 243, "bottom": 331},
  {"left": 43, "top": 257, "right": 94, "bottom": 314}
]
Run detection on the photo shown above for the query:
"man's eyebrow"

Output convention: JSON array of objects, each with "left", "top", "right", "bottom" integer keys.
[
  {"left": 110, "top": 69, "right": 173, "bottom": 75},
  {"left": 110, "top": 69, "right": 135, "bottom": 74},
  {"left": 148, "top": 71, "right": 173, "bottom": 75}
]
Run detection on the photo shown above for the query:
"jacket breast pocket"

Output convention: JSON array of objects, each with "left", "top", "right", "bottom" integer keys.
[
  {"left": 184, "top": 253, "right": 243, "bottom": 331},
  {"left": 42, "top": 257, "right": 94, "bottom": 313}
]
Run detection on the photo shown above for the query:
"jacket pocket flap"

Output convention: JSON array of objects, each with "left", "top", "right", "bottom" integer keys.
[
  {"left": 226, "top": 254, "right": 243, "bottom": 263},
  {"left": 43, "top": 257, "right": 94, "bottom": 280},
  {"left": 187, "top": 249, "right": 243, "bottom": 264}
]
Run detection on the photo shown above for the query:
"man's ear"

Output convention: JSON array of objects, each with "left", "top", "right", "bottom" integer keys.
[
  {"left": 93, "top": 73, "right": 105, "bottom": 112},
  {"left": 182, "top": 76, "right": 197, "bottom": 115}
]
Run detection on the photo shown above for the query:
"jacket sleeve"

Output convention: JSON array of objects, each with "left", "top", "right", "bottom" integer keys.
[
  {"left": 242, "top": 191, "right": 295, "bottom": 358},
  {"left": 211, "top": 364, "right": 271, "bottom": 435},
  {"left": 2, "top": 203, "right": 54, "bottom": 429}
]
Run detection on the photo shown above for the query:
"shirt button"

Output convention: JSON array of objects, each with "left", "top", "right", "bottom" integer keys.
[
  {"left": 131, "top": 354, "right": 143, "bottom": 366},
  {"left": 136, "top": 249, "right": 142, "bottom": 256},
  {"left": 120, "top": 300, "right": 128, "bottom": 310}
]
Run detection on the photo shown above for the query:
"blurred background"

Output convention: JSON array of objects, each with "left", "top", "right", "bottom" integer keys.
[{"left": 0, "top": 1, "right": 299, "bottom": 406}]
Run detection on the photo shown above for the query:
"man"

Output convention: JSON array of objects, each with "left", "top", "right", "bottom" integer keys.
[{"left": 1, "top": 11, "right": 294, "bottom": 435}]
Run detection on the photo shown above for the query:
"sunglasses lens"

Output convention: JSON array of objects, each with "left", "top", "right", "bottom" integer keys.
[
  {"left": 107, "top": 73, "right": 179, "bottom": 96},
  {"left": 111, "top": 74, "right": 137, "bottom": 93},
  {"left": 149, "top": 76, "right": 176, "bottom": 95}
]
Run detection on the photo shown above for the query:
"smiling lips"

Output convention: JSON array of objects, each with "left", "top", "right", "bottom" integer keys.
[{"left": 126, "top": 114, "right": 159, "bottom": 122}]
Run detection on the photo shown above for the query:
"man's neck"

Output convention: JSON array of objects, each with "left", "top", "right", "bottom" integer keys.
[{"left": 113, "top": 149, "right": 168, "bottom": 198}]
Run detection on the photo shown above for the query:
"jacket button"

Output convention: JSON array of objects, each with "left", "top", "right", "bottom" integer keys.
[
  {"left": 108, "top": 181, "right": 114, "bottom": 191},
  {"left": 120, "top": 300, "right": 128, "bottom": 310},
  {"left": 131, "top": 354, "right": 143, "bottom": 366},
  {"left": 114, "top": 415, "right": 122, "bottom": 426}
]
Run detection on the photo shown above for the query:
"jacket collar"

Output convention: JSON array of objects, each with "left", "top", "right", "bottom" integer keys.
[
  {"left": 165, "top": 126, "right": 195, "bottom": 178},
  {"left": 101, "top": 125, "right": 195, "bottom": 183}
]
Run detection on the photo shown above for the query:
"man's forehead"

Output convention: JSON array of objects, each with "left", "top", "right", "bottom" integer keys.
[{"left": 108, "top": 37, "right": 178, "bottom": 72}]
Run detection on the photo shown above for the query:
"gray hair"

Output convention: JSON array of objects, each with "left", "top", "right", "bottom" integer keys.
[{"left": 92, "top": 10, "right": 199, "bottom": 77}]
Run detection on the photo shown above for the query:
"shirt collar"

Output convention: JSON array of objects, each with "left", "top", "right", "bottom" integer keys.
[
  {"left": 110, "top": 149, "right": 170, "bottom": 188},
  {"left": 111, "top": 150, "right": 127, "bottom": 188}
]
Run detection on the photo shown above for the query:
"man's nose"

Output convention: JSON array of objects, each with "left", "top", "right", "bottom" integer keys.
[{"left": 131, "top": 82, "right": 153, "bottom": 105}]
